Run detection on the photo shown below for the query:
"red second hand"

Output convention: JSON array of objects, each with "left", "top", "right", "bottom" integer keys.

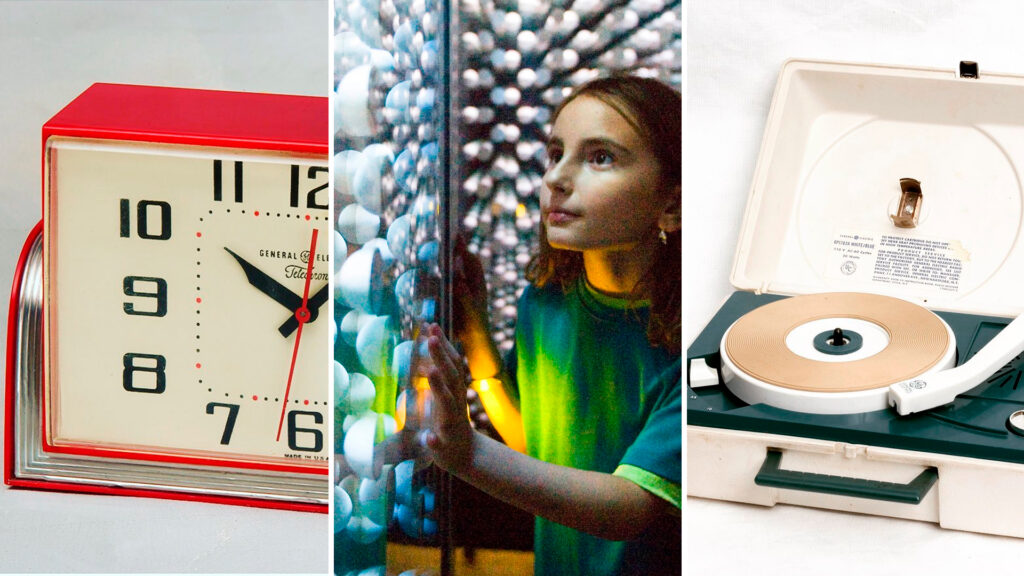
[{"left": 277, "top": 227, "right": 319, "bottom": 442}]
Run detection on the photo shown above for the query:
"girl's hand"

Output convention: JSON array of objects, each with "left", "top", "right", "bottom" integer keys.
[{"left": 422, "top": 323, "right": 476, "bottom": 473}]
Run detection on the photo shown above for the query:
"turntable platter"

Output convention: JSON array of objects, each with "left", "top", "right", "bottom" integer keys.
[{"left": 720, "top": 292, "right": 956, "bottom": 414}]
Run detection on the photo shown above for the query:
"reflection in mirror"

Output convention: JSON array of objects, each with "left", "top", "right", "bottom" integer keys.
[{"left": 333, "top": 0, "right": 447, "bottom": 572}]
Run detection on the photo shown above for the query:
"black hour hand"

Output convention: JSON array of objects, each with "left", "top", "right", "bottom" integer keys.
[
  {"left": 224, "top": 247, "right": 303, "bottom": 312},
  {"left": 278, "top": 283, "right": 328, "bottom": 337}
]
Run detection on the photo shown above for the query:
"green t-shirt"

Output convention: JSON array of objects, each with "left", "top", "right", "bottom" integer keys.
[{"left": 505, "top": 279, "right": 682, "bottom": 576}]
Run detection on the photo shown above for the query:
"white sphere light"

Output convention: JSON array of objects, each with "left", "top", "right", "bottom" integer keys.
[
  {"left": 343, "top": 413, "right": 379, "bottom": 479},
  {"left": 339, "top": 309, "right": 365, "bottom": 347},
  {"left": 394, "top": 458, "right": 416, "bottom": 508},
  {"left": 505, "top": 50, "right": 522, "bottom": 71},
  {"left": 352, "top": 143, "right": 395, "bottom": 215},
  {"left": 355, "top": 315, "right": 395, "bottom": 378},
  {"left": 361, "top": 237, "right": 395, "bottom": 268},
  {"left": 391, "top": 340, "right": 414, "bottom": 385},
  {"left": 517, "top": 69, "right": 537, "bottom": 89},
  {"left": 394, "top": 504, "right": 422, "bottom": 538},
  {"left": 333, "top": 149, "right": 363, "bottom": 202},
  {"left": 334, "top": 32, "right": 371, "bottom": 72},
  {"left": 516, "top": 30, "right": 539, "bottom": 53},
  {"left": 393, "top": 149, "right": 416, "bottom": 193},
  {"left": 562, "top": 10, "right": 580, "bottom": 31},
  {"left": 368, "top": 49, "right": 396, "bottom": 71},
  {"left": 336, "top": 203, "right": 380, "bottom": 246},
  {"left": 384, "top": 80, "right": 412, "bottom": 124},
  {"left": 335, "top": 65, "right": 374, "bottom": 138},
  {"left": 334, "top": 484, "right": 354, "bottom": 534},
  {"left": 345, "top": 514, "right": 385, "bottom": 545},
  {"left": 386, "top": 214, "right": 413, "bottom": 264},
  {"left": 339, "top": 372, "right": 376, "bottom": 415},
  {"left": 574, "top": 0, "right": 601, "bottom": 15},
  {"left": 342, "top": 413, "right": 360, "bottom": 434},
  {"left": 358, "top": 476, "right": 381, "bottom": 505},
  {"left": 337, "top": 245, "right": 387, "bottom": 313},
  {"left": 504, "top": 12, "right": 523, "bottom": 35}
]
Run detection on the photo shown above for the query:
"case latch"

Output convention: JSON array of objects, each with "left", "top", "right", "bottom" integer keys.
[
  {"left": 890, "top": 178, "right": 923, "bottom": 228},
  {"left": 959, "top": 61, "right": 979, "bottom": 79}
]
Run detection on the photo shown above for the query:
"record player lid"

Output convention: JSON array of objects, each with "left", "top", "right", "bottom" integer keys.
[{"left": 731, "top": 58, "right": 1024, "bottom": 318}]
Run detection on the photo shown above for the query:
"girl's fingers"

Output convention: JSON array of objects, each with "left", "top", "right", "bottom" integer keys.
[
  {"left": 434, "top": 339, "right": 463, "bottom": 389},
  {"left": 428, "top": 326, "right": 463, "bottom": 387},
  {"left": 425, "top": 336, "right": 462, "bottom": 412},
  {"left": 425, "top": 362, "right": 456, "bottom": 410}
]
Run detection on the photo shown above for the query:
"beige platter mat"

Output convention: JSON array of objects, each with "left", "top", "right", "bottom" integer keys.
[{"left": 724, "top": 292, "right": 952, "bottom": 392}]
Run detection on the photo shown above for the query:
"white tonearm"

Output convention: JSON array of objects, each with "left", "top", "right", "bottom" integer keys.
[{"left": 889, "top": 313, "right": 1024, "bottom": 415}]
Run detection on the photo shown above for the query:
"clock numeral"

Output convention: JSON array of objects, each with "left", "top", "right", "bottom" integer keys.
[
  {"left": 206, "top": 402, "right": 240, "bottom": 445},
  {"left": 122, "top": 353, "right": 166, "bottom": 394},
  {"left": 287, "top": 410, "right": 323, "bottom": 452},
  {"left": 213, "top": 160, "right": 244, "bottom": 203},
  {"left": 123, "top": 276, "right": 168, "bottom": 317},
  {"left": 289, "top": 165, "right": 328, "bottom": 210},
  {"left": 120, "top": 199, "right": 171, "bottom": 240}
]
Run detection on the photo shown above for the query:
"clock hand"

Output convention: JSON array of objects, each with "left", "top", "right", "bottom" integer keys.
[
  {"left": 224, "top": 247, "right": 303, "bottom": 312},
  {"left": 278, "top": 283, "right": 329, "bottom": 337},
  {"left": 277, "top": 228, "right": 319, "bottom": 442}
]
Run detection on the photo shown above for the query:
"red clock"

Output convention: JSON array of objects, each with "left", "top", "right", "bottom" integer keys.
[{"left": 6, "top": 83, "right": 330, "bottom": 512}]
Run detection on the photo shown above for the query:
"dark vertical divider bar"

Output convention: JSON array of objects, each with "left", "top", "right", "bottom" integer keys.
[{"left": 438, "top": 0, "right": 455, "bottom": 572}]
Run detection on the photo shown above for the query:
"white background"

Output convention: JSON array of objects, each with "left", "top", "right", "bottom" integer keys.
[
  {"left": 0, "top": 1, "right": 330, "bottom": 572},
  {"left": 687, "top": 0, "right": 1024, "bottom": 574}
]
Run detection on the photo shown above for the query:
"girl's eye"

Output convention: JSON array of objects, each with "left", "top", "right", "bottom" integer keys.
[
  {"left": 590, "top": 150, "right": 614, "bottom": 166},
  {"left": 546, "top": 148, "right": 563, "bottom": 165}
]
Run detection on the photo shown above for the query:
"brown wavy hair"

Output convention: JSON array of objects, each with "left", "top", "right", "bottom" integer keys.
[{"left": 525, "top": 75, "right": 681, "bottom": 353}]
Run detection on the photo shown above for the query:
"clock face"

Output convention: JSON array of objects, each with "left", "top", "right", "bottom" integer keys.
[{"left": 44, "top": 138, "right": 331, "bottom": 471}]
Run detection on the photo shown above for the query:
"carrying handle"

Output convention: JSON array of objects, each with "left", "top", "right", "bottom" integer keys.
[{"left": 754, "top": 449, "right": 938, "bottom": 504}]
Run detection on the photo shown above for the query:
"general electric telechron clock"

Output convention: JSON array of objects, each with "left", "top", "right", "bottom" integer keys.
[{"left": 5, "top": 84, "right": 330, "bottom": 511}]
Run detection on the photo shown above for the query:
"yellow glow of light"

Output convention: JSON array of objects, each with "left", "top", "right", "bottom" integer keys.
[
  {"left": 515, "top": 203, "right": 527, "bottom": 219},
  {"left": 394, "top": 390, "right": 407, "bottom": 432},
  {"left": 471, "top": 378, "right": 526, "bottom": 453}
]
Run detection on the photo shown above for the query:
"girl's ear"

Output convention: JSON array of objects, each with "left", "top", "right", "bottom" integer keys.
[{"left": 658, "top": 185, "right": 681, "bottom": 233}]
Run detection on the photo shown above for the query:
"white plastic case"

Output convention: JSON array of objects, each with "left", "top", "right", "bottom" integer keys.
[{"left": 690, "top": 58, "right": 1024, "bottom": 539}]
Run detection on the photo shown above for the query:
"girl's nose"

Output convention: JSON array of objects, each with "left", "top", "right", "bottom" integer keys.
[{"left": 542, "top": 159, "right": 572, "bottom": 195}]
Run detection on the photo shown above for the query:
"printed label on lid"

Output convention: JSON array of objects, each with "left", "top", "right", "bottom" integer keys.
[{"left": 825, "top": 230, "right": 969, "bottom": 293}]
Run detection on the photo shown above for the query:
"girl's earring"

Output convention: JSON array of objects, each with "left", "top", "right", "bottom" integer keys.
[{"left": 658, "top": 228, "right": 668, "bottom": 245}]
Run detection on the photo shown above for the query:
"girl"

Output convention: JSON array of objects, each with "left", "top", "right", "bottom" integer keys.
[{"left": 423, "top": 75, "right": 681, "bottom": 576}]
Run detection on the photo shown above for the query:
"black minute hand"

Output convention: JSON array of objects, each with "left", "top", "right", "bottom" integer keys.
[{"left": 224, "top": 247, "right": 303, "bottom": 312}]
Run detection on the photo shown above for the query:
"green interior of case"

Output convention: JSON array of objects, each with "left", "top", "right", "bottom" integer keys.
[{"left": 688, "top": 291, "right": 1024, "bottom": 465}]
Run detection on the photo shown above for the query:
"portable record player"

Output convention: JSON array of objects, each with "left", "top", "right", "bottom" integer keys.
[{"left": 687, "top": 59, "right": 1024, "bottom": 538}]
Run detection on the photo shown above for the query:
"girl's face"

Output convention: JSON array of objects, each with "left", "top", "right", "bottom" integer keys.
[{"left": 541, "top": 95, "right": 678, "bottom": 254}]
